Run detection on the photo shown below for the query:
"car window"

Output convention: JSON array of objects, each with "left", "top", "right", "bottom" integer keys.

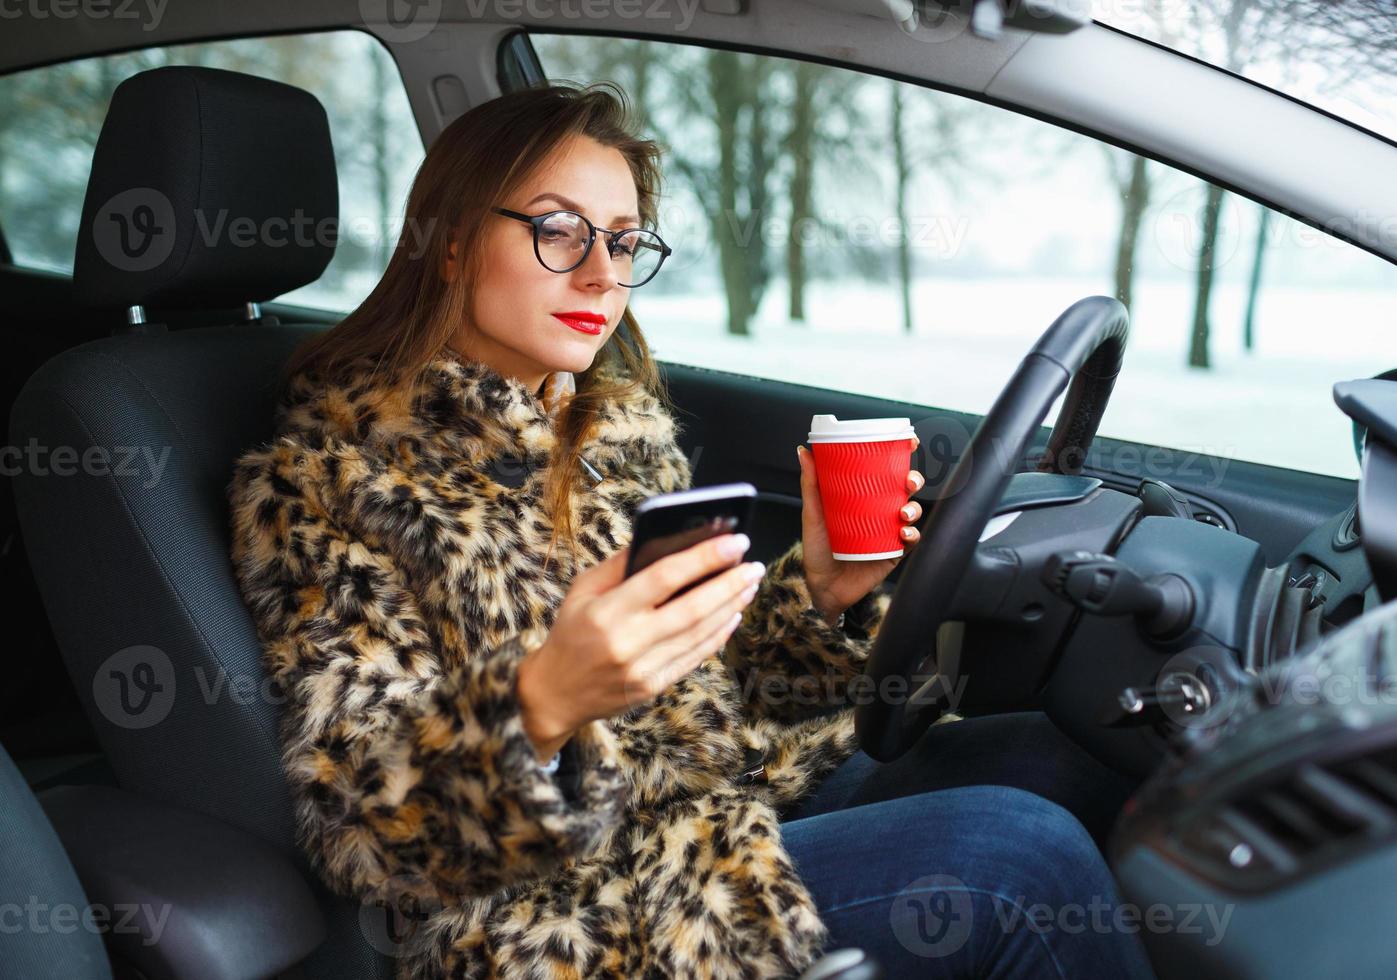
[
  {"left": 0, "top": 30, "right": 423, "bottom": 312},
  {"left": 529, "top": 34, "right": 1397, "bottom": 480}
]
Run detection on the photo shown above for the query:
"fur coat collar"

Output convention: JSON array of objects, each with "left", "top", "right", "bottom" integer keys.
[{"left": 228, "top": 345, "right": 891, "bottom": 979}]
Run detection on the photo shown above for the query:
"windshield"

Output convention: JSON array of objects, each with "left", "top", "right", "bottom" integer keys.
[{"left": 1093, "top": 0, "right": 1397, "bottom": 143}]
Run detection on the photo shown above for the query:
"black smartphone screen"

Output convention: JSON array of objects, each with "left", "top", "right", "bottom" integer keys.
[{"left": 624, "top": 482, "right": 758, "bottom": 599}]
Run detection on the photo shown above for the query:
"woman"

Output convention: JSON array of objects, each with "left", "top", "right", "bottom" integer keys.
[{"left": 227, "top": 83, "right": 1154, "bottom": 979}]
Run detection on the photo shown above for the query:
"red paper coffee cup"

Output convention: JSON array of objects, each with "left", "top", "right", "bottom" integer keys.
[{"left": 807, "top": 415, "right": 916, "bottom": 560}]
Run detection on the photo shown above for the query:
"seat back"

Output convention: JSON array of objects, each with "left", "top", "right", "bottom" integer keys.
[
  {"left": 10, "top": 66, "right": 396, "bottom": 980},
  {"left": 0, "top": 744, "right": 113, "bottom": 980},
  {"left": 12, "top": 325, "right": 317, "bottom": 841}
]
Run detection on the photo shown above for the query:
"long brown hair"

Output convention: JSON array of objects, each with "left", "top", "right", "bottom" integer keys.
[{"left": 281, "top": 82, "right": 674, "bottom": 572}]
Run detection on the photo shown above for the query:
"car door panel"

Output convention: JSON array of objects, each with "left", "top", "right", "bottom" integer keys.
[{"left": 663, "top": 363, "right": 1357, "bottom": 579}]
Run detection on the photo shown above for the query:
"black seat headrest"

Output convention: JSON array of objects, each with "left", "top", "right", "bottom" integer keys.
[{"left": 73, "top": 66, "right": 338, "bottom": 310}]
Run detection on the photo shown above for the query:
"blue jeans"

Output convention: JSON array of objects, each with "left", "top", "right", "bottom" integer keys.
[{"left": 777, "top": 712, "right": 1157, "bottom": 979}]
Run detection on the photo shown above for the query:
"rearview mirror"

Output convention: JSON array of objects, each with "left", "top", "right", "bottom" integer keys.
[
  {"left": 926, "top": 0, "right": 1090, "bottom": 39},
  {"left": 799, "top": 0, "right": 1089, "bottom": 40}
]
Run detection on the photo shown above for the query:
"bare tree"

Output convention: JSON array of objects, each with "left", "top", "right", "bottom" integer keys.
[
  {"left": 1180, "top": 0, "right": 1247, "bottom": 370},
  {"left": 882, "top": 90, "right": 1004, "bottom": 333},
  {"left": 1238, "top": 1, "right": 1396, "bottom": 353},
  {"left": 1104, "top": 149, "right": 1152, "bottom": 316},
  {"left": 780, "top": 62, "right": 869, "bottom": 324},
  {"left": 366, "top": 46, "right": 398, "bottom": 272},
  {"left": 704, "top": 49, "right": 780, "bottom": 336},
  {"left": 890, "top": 81, "right": 913, "bottom": 334},
  {"left": 1188, "top": 182, "right": 1226, "bottom": 368},
  {"left": 785, "top": 61, "right": 818, "bottom": 322},
  {"left": 1144, "top": 0, "right": 1391, "bottom": 367},
  {"left": 1242, "top": 203, "right": 1270, "bottom": 351}
]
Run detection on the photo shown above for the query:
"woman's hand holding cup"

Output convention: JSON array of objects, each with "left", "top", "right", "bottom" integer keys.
[{"left": 797, "top": 414, "right": 925, "bottom": 626}]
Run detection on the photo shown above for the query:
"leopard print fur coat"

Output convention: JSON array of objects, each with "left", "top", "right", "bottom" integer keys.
[{"left": 226, "top": 346, "right": 894, "bottom": 979}]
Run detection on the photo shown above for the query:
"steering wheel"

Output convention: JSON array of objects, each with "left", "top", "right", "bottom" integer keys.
[{"left": 855, "top": 295, "right": 1131, "bottom": 761}]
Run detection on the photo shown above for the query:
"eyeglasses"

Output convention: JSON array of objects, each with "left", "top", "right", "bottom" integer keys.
[{"left": 492, "top": 207, "right": 672, "bottom": 288}]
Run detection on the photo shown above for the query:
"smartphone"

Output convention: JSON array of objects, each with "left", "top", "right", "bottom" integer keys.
[{"left": 624, "top": 482, "right": 758, "bottom": 599}]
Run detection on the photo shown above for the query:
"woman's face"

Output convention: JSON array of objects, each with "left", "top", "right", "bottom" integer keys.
[{"left": 452, "top": 134, "right": 640, "bottom": 394}]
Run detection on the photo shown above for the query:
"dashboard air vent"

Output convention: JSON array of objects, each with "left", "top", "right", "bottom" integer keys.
[{"left": 1171, "top": 746, "right": 1397, "bottom": 892}]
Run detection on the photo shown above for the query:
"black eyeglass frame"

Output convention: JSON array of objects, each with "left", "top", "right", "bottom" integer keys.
[{"left": 492, "top": 207, "right": 673, "bottom": 287}]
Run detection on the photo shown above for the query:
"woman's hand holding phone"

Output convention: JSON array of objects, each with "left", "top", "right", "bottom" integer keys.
[{"left": 516, "top": 533, "right": 765, "bottom": 763}]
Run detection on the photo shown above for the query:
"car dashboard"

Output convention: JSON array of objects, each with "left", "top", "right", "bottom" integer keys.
[{"left": 1107, "top": 378, "right": 1397, "bottom": 980}]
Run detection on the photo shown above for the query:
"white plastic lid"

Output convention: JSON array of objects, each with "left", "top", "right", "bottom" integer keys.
[{"left": 807, "top": 414, "right": 915, "bottom": 443}]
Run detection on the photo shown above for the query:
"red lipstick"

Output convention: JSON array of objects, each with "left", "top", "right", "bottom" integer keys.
[{"left": 552, "top": 311, "right": 605, "bottom": 335}]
